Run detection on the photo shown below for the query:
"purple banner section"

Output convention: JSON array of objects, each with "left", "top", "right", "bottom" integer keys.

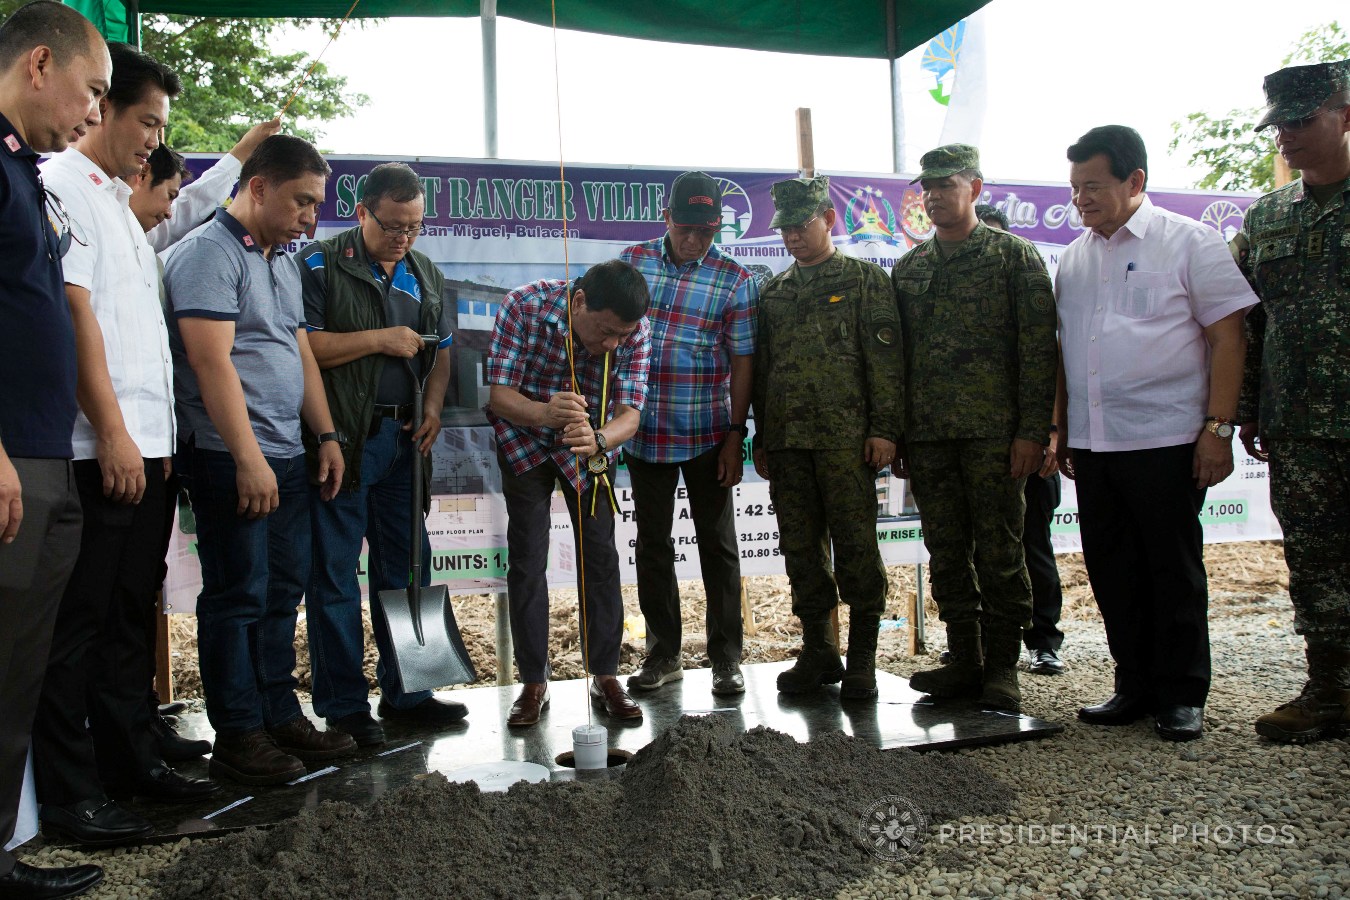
[{"left": 185, "top": 155, "right": 1256, "bottom": 250}]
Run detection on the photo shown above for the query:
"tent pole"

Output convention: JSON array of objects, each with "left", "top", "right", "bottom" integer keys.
[
  {"left": 127, "top": 0, "right": 140, "bottom": 48},
  {"left": 481, "top": 0, "right": 499, "bottom": 158},
  {"left": 886, "top": 0, "right": 903, "bottom": 173}
]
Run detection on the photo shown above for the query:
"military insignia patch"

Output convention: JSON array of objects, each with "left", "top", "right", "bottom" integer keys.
[
  {"left": 876, "top": 326, "right": 896, "bottom": 346},
  {"left": 1032, "top": 294, "right": 1052, "bottom": 314},
  {"left": 829, "top": 295, "right": 845, "bottom": 303}
]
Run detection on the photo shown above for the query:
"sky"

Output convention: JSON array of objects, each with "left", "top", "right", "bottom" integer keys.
[{"left": 282, "top": 0, "right": 1341, "bottom": 191}]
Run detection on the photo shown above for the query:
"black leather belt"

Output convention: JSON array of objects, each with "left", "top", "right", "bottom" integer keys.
[{"left": 372, "top": 403, "right": 414, "bottom": 420}]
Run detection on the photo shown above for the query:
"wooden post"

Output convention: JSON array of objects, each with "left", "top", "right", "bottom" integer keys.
[
  {"left": 796, "top": 107, "right": 815, "bottom": 178},
  {"left": 155, "top": 595, "right": 173, "bottom": 702},
  {"left": 494, "top": 591, "right": 514, "bottom": 685},
  {"left": 905, "top": 590, "right": 919, "bottom": 657},
  {"left": 739, "top": 578, "right": 758, "bottom": 637}
]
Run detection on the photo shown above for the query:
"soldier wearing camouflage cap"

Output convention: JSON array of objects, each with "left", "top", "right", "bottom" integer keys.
[
  {"left": 890, "top": 144, "right": 1058, "bottom": 715},
  {"left": 1235, "top": 58, "right": 1350, "bottom": 744},
  {"left": 751, "top": 174, "right": 903, "bottom": 701}
]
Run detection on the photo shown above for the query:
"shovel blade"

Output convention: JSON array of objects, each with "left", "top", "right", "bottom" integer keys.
[{"left": 374, "top": 584, "right": 477, "bottom": 694}]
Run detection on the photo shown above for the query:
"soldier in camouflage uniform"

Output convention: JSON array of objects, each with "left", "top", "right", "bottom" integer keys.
[
  {"left": 750, "top": 176, "right": 903, "bottom": 701},
  {"left": 890, "top": 145, "right": 1058, "bottom": 713},
  {"left": 1234, "top": 59, "right": 1350, "bottom": 744}
]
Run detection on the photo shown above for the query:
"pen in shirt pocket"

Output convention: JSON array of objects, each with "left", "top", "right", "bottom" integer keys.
[{"left": 1126, "top": 261, "right": 1135, "bottom": 282}]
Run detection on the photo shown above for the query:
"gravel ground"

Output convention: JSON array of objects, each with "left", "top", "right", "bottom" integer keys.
[{"left": 17, "top": 550, "right": 1350, "bottom": 899}]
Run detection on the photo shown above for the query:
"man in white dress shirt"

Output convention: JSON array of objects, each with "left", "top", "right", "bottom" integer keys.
[
  {"left": 1054, "top": 125, "right": 1257, "bottom": 742},
  {"left": 32, "top": 42, "right": 218, "bottom": 849}
]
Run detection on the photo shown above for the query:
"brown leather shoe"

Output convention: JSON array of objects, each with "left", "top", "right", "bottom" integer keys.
[
  {"left": 507, "top": 682, "right": 549, "bottom": 727},
  {"left": 209, "top": 729, "right": 306, "bottom": 786},
  {"left": 267, "top": 716, "right": 358, "bottom": 761},
  {"left": 589, "top": 675, "right": 642, "bottom": 721}
]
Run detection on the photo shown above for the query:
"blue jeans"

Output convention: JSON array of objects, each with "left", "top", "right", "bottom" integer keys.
[
  {"left": 307, "top": 419, "right": 432, "bottom": 719},
  {"left": 179, "top": 446, "right": 308, "bottom": 736}
]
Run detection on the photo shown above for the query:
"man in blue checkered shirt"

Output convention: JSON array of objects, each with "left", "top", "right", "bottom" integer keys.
[
  {"left": 486, "top": 260, "right": 651, "bottom": 727},
  {"left": 619, "top": 172, "right": 759, "bottom": 696}
]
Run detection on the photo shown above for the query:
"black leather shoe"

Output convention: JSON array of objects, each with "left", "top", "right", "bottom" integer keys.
[
  {"left": 39, "top": 799, "right": 153, "bottom": 846},
  {"left": 1078, "top": 693, "right": 1151, "bottom": 725},
  {"left": 327, "top": 711, "right": 386, "bottom": 747},
  {"left": 0, "top": 860, "right": 103, "bottom": 899},
  {"left": 1027, "top": 648, "right": 1066, "bottom": 676},
  {"left": 711, "top": 663, "right": 746, "bottom": 696},
  {"left": 1155, "top": 704, "right": 1204, "bottom": 741},
  {"left": 111, "top": 764, "right": 220, "bottom": 803},
  {"left": 150, "top": 713, "right": 212, "bottom": 762},
  {"left": 378, "top": 696, "right": 468, "bottom": 724}
]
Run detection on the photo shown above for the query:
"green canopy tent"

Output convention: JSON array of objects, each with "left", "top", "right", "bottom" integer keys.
[
  {"left": 66, "top": 0, "right": 986, "bottom": 59},
  {"left": 64, "top": 0, "right": 990, "bottom": 170}
]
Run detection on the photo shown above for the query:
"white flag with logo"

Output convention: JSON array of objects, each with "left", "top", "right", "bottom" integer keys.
[
  {"left": 938, "top": 8, "right": 987, "bottom": 148},
  {"left": 895, "top": 10, "right": 989, "bottom": 172}
]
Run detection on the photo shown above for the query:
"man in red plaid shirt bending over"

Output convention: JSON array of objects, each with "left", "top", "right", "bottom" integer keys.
[{"left": 486, "top": 260, "right": 651, "bottom": 727}]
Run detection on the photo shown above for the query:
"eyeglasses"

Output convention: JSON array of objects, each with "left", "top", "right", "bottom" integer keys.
[
  {"left": 366, "top": 206, "right": 423, "bottom": 239},
  {"left": 773, "top": 214, "right": 819, "bottom": 237},
  {"left": 38, "top": 179, "right": 88, "bottom": 263},
  {"left": 670, "top": 224, "right": 717, "bottom": 239},
  {"left": 1273, "top": 104, "right": 1348, "bottom": 133}
]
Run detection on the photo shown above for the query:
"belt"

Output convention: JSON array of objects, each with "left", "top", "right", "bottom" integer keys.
[{"left": 372, "top": 403, "right": 414, "bottom": 421}]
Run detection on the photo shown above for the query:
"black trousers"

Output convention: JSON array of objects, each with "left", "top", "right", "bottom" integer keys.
[
  {"left": 32, "top": 459, "right": 165, "bottom": 806},
  {"left": 1073, "top": 444, "right": 1210, "bottom": 707},
  {"left": 626, "top": 447, "right": 743, "bottom": 666},
  {"left": 1022, "top": 472, "right": 1065, "bottom": 651},
  {"left": 0, "top": 459, "right": 81, "bottom": 875},
  {"left": 499, "top": 457, "right": 623, "bottom": 683}
]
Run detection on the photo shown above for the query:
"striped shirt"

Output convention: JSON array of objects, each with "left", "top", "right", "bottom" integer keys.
[
  {"left": 619, "top": 237, "right": 758, "bottom": 463},
  {"left": 485, "top": 279, "right": 650, "bottom": 488}
]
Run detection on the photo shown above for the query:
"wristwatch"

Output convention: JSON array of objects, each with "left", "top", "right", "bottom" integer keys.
[
  {"left": 594, "top": 430, "right": 609, "bottom": 454},
  {"left": 728, "top": 423, "right": 750, "bottom": 436},
  {"left": 317, "top": 431, "right": 349, "bottom": 448},
  {"left": 1204, "top": 416, "right": 1235, "bottom": 439}
]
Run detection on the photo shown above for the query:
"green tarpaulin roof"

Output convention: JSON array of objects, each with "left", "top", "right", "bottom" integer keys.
[{"left": 67, "top": 0, "right": 990, "bottom": 60}]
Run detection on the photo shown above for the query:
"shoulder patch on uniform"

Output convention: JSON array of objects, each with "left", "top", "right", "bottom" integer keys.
[
  {"left": 874, "top": 325, "right": 896, "bottom": 346},
  {"left": 1031, "top": 293, "right": 1052, "bottom": 315}
]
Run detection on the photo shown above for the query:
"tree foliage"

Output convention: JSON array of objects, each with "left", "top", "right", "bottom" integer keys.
[
  {"left": 0, "top": 2, "right": 369, "bottom": 151},
  {"left": 1170, "top": 22, "right": 1348, "bottom": 193}
]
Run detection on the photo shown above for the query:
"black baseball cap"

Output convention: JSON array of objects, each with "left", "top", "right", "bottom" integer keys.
[{"left": 668, "top": 171, "right": 723, "bottom": 227}]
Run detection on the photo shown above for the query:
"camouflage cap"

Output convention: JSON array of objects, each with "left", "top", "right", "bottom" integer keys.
[
  {"left": 770, "top": 175, "right": 830, "bottom": 228},
  {"left": 1255, "top": 59, "right": 1350, "bottom": 131},
  {"left": 910, "top": 143, "right": 981, "bottom": 184}
]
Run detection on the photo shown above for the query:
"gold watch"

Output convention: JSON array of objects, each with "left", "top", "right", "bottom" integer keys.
[{"left": 1204, "top": 416, "right": 1235, "bottom": 439}]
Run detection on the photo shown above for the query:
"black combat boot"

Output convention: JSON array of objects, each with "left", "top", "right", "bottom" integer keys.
[
  {"left": 1255, "top": 639, "right": 1350, "bottom": 744},
  {"left": 909, "top": 620, "right": 982, "bottom": 698},
  {"left": 841, "top": 614, "right": 882, "bottom": 700},
  {"left": 979, "top": 626, "right": 1025, "bottom": 712},
  {"left": 777, "top": 616, "right": 845, "bottom": 693}
]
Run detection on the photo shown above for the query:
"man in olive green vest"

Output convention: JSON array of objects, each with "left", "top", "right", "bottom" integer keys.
[{"left": 298, "top": 163, "right": 464, "bottom": 746}]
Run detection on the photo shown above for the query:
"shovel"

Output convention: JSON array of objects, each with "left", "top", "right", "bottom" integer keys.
[{"left": 374, "top": 334, "right": 477, "bottom": 694}]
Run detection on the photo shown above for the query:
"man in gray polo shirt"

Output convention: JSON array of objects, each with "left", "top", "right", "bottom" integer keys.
[{"left": 166, "top": 134, "right": 352, "bottom": 785}]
